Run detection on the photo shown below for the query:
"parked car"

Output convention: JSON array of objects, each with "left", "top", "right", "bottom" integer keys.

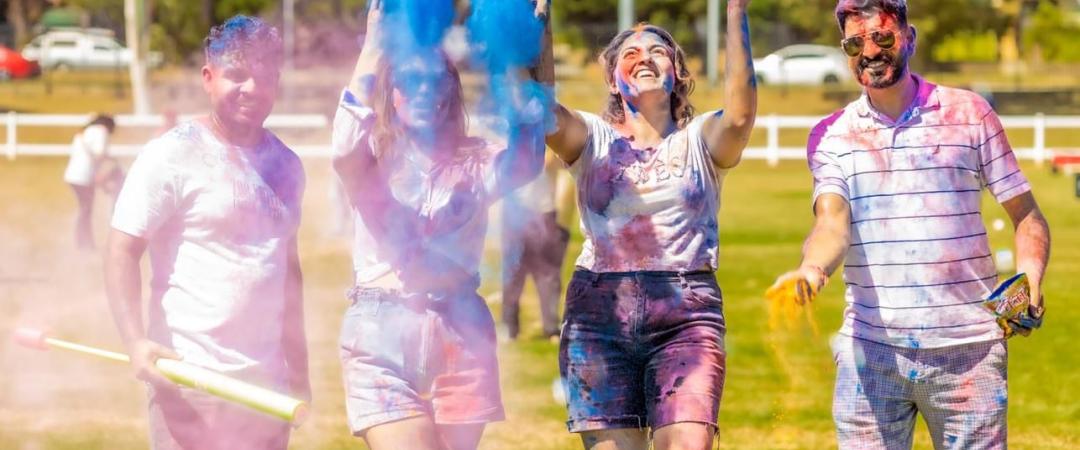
[
  {"left": 753, "top": 44, "right": 851, "bottom": 86},
  {"left": 21, "top": 28, "right": 162, "bottom": 70},
  {"left": 0, "top": 45, "right": 41, "bottom": 80}
]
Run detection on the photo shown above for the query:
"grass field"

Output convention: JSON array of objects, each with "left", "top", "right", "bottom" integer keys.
[
  {"left": 1, "top": 66, "right": 1079, "bottom": 448},
  {"left": 0, "top": 154, "right": 1077, "bottom": 449}
]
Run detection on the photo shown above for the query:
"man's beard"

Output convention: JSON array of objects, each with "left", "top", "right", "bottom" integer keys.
[{"left": 857, "top": 49, "right": 908, "bottom": 89}]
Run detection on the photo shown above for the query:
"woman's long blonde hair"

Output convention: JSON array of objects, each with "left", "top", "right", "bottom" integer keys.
[{"left": 368, "top": 51, "right": 469, "bottom": 160}]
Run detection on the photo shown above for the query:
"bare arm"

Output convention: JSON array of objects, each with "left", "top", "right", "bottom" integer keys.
[
  {"left": 769, "top": 193, "right": 852, "bottom": 298},
  {"left": 536, "top": 4, "right": 588, "bottom": 166},
  {"left": 802, "top": 194, "right": 852, "bottom": 277},
  {"left": 282, "top": 237, "right": 309, "bottom": 402},
  {"left": 701, "top": 1, "right": 757, "bottom": 169},
  {"left": 1002, "top": 192, "right": 1050, "bottom": 310},
  {"left": 348, "top": 0, "right": 384, "bottom": 101},
  {"left": 104, "top": 229, "right": 177, "bottom": 387}
]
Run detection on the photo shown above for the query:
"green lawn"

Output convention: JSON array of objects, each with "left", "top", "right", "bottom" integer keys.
[
  {"left": 0, "top": 154, "right": 1076, "bottom": 449},
  {"left": 0, "top": 66, "right": 1078, "bottom": 449}
]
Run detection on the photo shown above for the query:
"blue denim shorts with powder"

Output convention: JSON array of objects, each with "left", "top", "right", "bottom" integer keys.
[{"left": 558, "top": 269, "right": 727, "bottom": 433}]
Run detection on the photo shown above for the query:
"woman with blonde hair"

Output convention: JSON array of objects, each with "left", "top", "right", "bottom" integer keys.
[{"left": 331, "top": 2, "right": 546, "bottom": 448}]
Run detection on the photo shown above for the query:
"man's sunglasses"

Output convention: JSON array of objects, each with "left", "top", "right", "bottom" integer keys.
[{"left": 840, "top": 30, "right": 897, "bottom": 57}]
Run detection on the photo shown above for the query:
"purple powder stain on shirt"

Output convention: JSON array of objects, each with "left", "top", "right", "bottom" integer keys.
[
  {"left": 585, "top": 138, "right": 640, "bottom": 215},
  {"left": 613, "top": 215, "right": 662, "bottom": 265},
  {"left": 682, "top": 169, "right": 707, "bottom": 210},
  {"left": 586, "top": 161, "right": 619, "bottom": 216}
]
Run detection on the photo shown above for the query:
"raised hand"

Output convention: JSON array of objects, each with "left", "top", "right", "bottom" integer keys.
[
  {"left": 362, "top": 0, "right": 384, "bottom": 51},
  {"left": 533, "top": 0, "right": 550, "bottom": 22},
  {"left": 351, "top": 0, "right": 386, "bottom": 99}
]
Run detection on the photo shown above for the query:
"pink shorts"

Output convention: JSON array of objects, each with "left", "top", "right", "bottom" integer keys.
[{"left": 338, "top": 287, "right": 505, "bottom": 434}]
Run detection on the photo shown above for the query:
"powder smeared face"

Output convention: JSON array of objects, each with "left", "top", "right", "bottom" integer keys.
[
  {"left": 612, "top": 32, "right": 676, "bottom": 106},
  {"left": 843, "top": 12, "right": 911, "bottom": 89},
  {"left": 202, "top": 55, "right": 280, "bottom": 130},
  {"left": 391, "top": 56, "right": 454, "bottom": 131}
]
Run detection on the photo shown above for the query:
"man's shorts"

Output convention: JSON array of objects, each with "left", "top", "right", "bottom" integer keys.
[
  {"left": 148, "top": 384, "right": 290, "bottom": 450},
  {"left": 831, "top": 335, "right": 1008, "bottom": 449},
  {"left": 339, "top": 287, "right": 505, "bottom": 434},
  {"left": 558, "top": 270, "right": 727, "bottom": 433}
]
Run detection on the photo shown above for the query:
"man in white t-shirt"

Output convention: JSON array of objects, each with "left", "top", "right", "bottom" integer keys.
[{"left": 105, "top": 16, "right": 307, "bottom": 450}]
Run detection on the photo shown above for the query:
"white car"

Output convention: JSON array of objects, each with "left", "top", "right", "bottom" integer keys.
[
  {"left": 753, "top": 44, "right": 851, "bottom": 86},
  {"left": 21, "top": 28, "right": 162, "bottom": 70}
]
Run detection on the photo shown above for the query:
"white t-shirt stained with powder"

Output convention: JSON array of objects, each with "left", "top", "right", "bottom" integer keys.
[
  {"left": 111, "top": 121, "right": 305, "bottom": 386},
  {"left": 569, "top": 111, "right": 727, "bottom": 273}
]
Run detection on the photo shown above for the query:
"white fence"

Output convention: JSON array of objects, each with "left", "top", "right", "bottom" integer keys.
[
  {"left": 4, "top": 112, "right": 1079, "bottom": 162},
  {"left": 3, "top": 112, "right": 330, "bottom": 160},
  {"left": 749, "top": 113, "right": 1078, "bottom": 166}
]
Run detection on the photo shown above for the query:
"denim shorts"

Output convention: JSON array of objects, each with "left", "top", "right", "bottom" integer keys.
[
  {"left": 831, "top": 335, "right": 1008, "bottom": 449},
  {"left": 558, "top": 270, "right": 727, "bottom": 433},
  {"left": 338, "top": 286, "right": 504, "bottom": 434}
]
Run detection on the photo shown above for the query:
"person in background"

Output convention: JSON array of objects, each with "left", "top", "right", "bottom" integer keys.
[
  {"left": 500, "top": 152, "right": 570, "bottom": 341},
  {"left": 63, "top": 114, "right": 119, "bottom": 250}
]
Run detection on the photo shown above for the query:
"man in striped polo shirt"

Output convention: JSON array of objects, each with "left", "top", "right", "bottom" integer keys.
[{"left": 771, "top": 1, "right": 1051, "bottom": 448}]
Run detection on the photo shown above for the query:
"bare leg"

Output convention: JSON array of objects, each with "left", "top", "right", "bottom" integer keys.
[
  {"left": 501, "top": 224, "right": 527, "bottom": 339},
  {"left": 579, "top": 429, "right": 648, "bottom": 450},
  {"left": 364, "top": 417, "right": 487, "bottom": 450},
  {"left": 653, "top": 422, "right": 716, "bottom": 450},
  {"left": 436, "top": 423, "right": 486, "bottom": 450},
  {"left": 71, "top": 184, "right": 95, "bottom": 250},
  {"left": 364, "top": 416, "right": 442, "bottom": 450}
]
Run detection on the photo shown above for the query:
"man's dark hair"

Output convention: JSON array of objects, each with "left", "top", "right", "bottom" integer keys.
[
  {"left": 85, "top": 114, "right": 115, "bottom": 133},
  {"left": 203, "top": 15, "right": 283, "bottom": 66},
  {"left": 835, "top": 0, "right": 908, "bottom": 31}
]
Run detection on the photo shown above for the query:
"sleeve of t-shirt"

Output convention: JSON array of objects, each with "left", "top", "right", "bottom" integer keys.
[
  {"left": 110, "top": 141, "right": 180, "bottom": 238},
  {"left": 82, "top": 125, "right": 110, "bottom": 158},
  {"left": 275, "top": 142, "right": 307, "bottom": 216},
  {"left": 566, "top": 111, "right": 603, "bottom": 179},
  {"left": 332, "top": 88, "right": 377, "bottom": 160},
  {"left": 807, "top": 122, "right": 849, "bottom": 206},
  {"left": 687, "top": 110, "right": 727, "bottom": 172},
  {"left": 977, "top": 108, "right": 1031, "bottom": 203}
]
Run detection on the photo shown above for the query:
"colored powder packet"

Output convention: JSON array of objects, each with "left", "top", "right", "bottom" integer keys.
[{"left": 982, "top": 272, "right": 1030, "bottom": 320}]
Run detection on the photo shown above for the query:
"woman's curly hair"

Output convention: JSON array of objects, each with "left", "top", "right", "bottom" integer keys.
[{"left": 599, "top": 23, "right": 695, "bottom": 129}]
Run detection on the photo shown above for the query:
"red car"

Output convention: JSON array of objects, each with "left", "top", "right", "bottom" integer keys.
[{"left": 0, "top": 45, "right": 41, "bottom": 80}]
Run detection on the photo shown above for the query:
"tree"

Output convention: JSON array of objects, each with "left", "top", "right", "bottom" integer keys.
[{"left": 7, "top": 0, "right": 46, "bottom": 47}]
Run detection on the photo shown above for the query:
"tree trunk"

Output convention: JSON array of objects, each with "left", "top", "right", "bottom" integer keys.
[
  {"left": 9, "top": 0, "right": 27, "bottom": 47},
  {"left": 201, "top": 0, "right": 213, "bottom": 28}
]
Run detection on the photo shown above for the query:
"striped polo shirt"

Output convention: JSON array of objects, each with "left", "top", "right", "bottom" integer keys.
[{"left": 808, "top": 74, "right": 1031, "bottom": 349}]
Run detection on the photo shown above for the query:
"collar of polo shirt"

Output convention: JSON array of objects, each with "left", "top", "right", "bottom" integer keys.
[{"left": 856, "top": 73, "right": 941, "bottom": 124}]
